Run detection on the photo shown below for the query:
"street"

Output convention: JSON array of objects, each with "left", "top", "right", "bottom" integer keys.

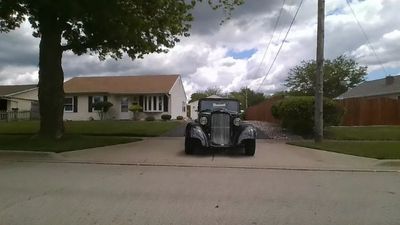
[{"left": 1, "top": 161, "right": 399, "bottom": 225}]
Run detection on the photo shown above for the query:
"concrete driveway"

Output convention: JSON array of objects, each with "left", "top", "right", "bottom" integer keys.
[{"left": 35, "top": 137, "right": 396, "bottom": 171}]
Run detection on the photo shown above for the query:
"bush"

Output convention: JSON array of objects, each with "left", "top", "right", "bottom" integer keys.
[
  {"left": 145, "top": 116, "right": 155, "bottom": 121},
  {"left": 271, "top": 96, "right": 343, "bottom": 135},
  {"left": 161, "top": 114, "right": 172, "bottom": 121},
  {"left": 176, "top": 116, "right": 183, "bottom": 120}
]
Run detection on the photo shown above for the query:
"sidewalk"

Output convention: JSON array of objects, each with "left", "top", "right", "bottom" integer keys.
[{"left": 2, "top": 137, "right": 399, "bottom": 172}]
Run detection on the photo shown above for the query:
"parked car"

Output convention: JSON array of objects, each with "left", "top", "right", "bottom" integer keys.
[{"left": 184, "top": 98, "right": 257, "bottom": 156}]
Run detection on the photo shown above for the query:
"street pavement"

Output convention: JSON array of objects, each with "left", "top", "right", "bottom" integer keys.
[
  {"left": 1, "top": 137, "right": 400, "bottom": 225},
  {"left": 0, "top": 161, "right": 399, "bottom": 225}
]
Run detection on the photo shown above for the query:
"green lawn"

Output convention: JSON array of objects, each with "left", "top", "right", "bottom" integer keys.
[
  {"left": 0, "top": 120, "right": 181, "bottom": 152},
  {"left": 324, "top": 126, "right": 400, "bottom": 140},
  {"left": 0, "top": 135, "right": 141, "bottom": 153},
  {"left": 0, "top": 120, "right": 181, "bottom": 137},
  {"left": 288, "top": 140, "right": 400, "bottom": 159}
]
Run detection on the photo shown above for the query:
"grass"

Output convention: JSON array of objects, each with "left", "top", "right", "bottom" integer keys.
[
  {"left": 0, "top": 120, "right": 181, "bottom": 137},
  {"left": 0, "top": 120, "right": 181, "bottom": 152},
  {"left": 290, "top": 126, "right": 400, "bottom": 159},
  {"left": 288, "top": 140, "right": 400, "bottom": 159},
  {"left": 324, "top": 126, "right": 400, "bottom": 140},
  {"left": 0, "top": 135, "right": 141, "bottom": 153}
]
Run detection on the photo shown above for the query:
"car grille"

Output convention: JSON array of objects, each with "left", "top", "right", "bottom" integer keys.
[{"left": 210, "top": 113, "right": 230, "bottom": 145}]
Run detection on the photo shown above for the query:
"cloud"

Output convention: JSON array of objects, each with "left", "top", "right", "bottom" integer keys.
[{"left": 0, "top": 0, "right": 399, "bottom": 98}]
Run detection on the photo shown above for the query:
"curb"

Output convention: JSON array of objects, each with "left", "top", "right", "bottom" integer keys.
[{"left": 3, "top": 159, "right": 400, "bottom": 173}]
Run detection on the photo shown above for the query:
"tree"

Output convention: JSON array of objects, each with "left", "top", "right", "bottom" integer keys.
[
  {"left": 0, "top": 0, "right": 243, "bottom": 139},
  {"left": 229, "top": 87, "right": 265, "bottom": 110},
  {"left": 189, "top": 87, "right": 224, "bottom": 103},
  {"left": 128, "top": 104, "right": 142, "bottom": 121},
  {"left": 284, "top": 55, "right": 367, "bottom": 98}
]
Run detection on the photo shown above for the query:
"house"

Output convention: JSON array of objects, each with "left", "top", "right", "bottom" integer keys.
[
  {"left": 0, "top": 84, "right": 39, "bottom": 120},
  {"left": 336, "top": 75, "right": 400, "bottom": 100},
  {"left": 187, "top": 95, "right": 222, "bottom": 120},
  {"left": 63, "top": 74, "right": 187, "bottom": 120},
  {"left": 336, "top": 75, "right": 400, "bottom": 126}
]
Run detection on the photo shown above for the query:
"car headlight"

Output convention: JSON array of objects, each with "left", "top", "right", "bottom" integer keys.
[
  {"left": 233, "top": 118, "right": 241, "bottom": 126},
  {"left": 199, "top": 116, "right": 208, "bottom": 125}
]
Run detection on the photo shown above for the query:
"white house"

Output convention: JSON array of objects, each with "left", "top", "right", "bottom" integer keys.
[
  {"left": 63, "top": 74, "right": 187, "bottom": 120},
  {"left": 0, "top": 84, "right": 39, "bottom": 120}
]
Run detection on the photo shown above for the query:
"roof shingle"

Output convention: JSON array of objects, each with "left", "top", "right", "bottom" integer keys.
[
  {"left": 64, "top": 75, "right": 179, "bottom": 94},
  {"left": 337, "top": 75, "right": 400, "bottom": 99},
  {"left": 0, "top": 84, "right": 38, "bottom": 96}
]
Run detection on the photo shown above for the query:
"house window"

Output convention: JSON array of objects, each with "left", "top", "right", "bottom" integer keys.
[
  {"left": 143, "top": 95, "right": 163, "bottom": 112},
  {"left": 64, "top": 97, "right": 73, "bottom": 112},
  {"left": 93, "top": 96, "right": 103, "bottom": 104},
  {"left": 182, "top": 101, "right": 186, "bottom": 112},
  {"left": 121, "top": 97, "right": 128, "bottom": 112},
  {"left": 158, "top": 96, "right": 163, "bottom": 111}
]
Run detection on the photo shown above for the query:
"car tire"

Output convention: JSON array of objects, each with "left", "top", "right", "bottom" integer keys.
[
  {"left": 185, "top": 136, "right": 194, "bottom": 155},
  {"left": 244, "top": 139, "right": 256, "bottom": 156}
]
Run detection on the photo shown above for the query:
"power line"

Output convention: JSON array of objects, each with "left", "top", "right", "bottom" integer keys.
[
  {"left": 257, "top": 0, "right": 304, "bottom": 92},
  {"left": 345, "top": 0, "right": 388, "bottom": 76},
  {"left": 253, "top": 0, "right": 286, "bottom": 80}
]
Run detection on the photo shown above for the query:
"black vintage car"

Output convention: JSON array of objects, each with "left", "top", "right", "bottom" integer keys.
[{"left": 185, "top": 98, "right": 257, "bottom": 156}]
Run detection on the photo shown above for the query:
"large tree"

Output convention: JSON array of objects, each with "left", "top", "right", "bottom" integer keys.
[
  {"left": 0, "top": 0, "right": 243, "bottom": 138},
  {"left": 284, "top": 55, "right": 367, "bottom": 98}
]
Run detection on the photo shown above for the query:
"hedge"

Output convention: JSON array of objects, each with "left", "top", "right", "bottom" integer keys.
[{"left": 271, "top": 96, "right": 343, "bottom": 135}]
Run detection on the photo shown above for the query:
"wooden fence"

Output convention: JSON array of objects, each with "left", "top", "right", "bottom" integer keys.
[
  {"left": 245, "top": 96, "right": 400, "bottom": 126},
  {"left": 245, "top": 96, "right": 282, "bottom": 123},
  {"left": 337, "top": 97, "right": 400, "bottom": 126}
]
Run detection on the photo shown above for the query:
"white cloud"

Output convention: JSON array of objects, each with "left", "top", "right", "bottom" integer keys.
[{"left": 0, "top": 0, "right": 399, "bottom": 98}]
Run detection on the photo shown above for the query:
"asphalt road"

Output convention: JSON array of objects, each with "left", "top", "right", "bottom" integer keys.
[{"left": 1, "top": 161, "right": 399, "bottom": 225}]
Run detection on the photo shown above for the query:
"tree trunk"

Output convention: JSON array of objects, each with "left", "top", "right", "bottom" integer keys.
[{"left": 38, "top": 17, "right": 65, "bottom": 139}]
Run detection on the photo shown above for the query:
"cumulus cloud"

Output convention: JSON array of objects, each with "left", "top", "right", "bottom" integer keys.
[{"left": 0, "top": 0, "right": 399, "bottom": 98}]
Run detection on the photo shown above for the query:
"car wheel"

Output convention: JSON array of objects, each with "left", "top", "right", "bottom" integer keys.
[
  {"left": 185, "top": 136, "right": 194, "bottom": 154},
  {"left": 244, "top": 139, "right": 256, "bottom": 156}
]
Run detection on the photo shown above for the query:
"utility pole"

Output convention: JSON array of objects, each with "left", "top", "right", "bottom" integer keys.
[
  {"left": 245, "top": 86, "right": 248, "bottom": 109},
  {"left": 315, "top": 0, "right": 325, "bottom": 143}
]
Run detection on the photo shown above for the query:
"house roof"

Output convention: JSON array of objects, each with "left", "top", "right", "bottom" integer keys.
[
  {"left": 0, "top": 84, "right": 37, "bottom": 96},
  {"left": 336, "top": 75, "right": 400, "bottom": 99},
  {"left": 64, "top": 75, "right": 180, "bottom": 94}
]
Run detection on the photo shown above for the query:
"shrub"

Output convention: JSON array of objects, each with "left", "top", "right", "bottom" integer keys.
[
  {"left": 161, "top": 114, "right": 172, "bottom": 121},
  {"left": 271, "top": 96, "right": 343, "bottom": 135},
  {"left": 176, "top": 116, "right": 183, "bottom": 120},
  {"left": 129, "top": 104, "right": 143, "bottom": 120},
  {"left": 145, "top": 116, "right": 155, "bottom": 121},
  {"left": 92, "top": 101, "right": 113, "bottom": 120}
]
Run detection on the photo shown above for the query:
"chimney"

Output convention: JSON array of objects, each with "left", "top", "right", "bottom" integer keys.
[{"left": 385, "top": 76, "right": 395, "bottom": 85}]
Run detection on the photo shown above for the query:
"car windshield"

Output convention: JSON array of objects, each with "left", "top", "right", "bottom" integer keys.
[{"left": 199, "top": 99, "right": 239, "bottom": 112}]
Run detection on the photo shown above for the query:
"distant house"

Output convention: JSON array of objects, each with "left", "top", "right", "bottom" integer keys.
[
  {"left": 187, "top": 95, "right": 222, "bottom": 120},
  {"left": 0, "top": 84, "right": 39, "bottom": 120},
  {"left": 63, "top": 75, "right": 187, "bottom": 120},
  {"left": 336, "top": 75, "right": 400, "bottom": 100}
]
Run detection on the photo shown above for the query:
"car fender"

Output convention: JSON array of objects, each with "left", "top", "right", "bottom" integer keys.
[
  {"left": 236, "top": 125, "right": 257, "bottom": 145},
  {"left": 186, "top": 123, "right": 209, "bottom": 147}
]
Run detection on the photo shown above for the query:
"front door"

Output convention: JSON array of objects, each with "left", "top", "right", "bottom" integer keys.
[{"left": 120, "top": 97, "right": 130, "bottom": 120}]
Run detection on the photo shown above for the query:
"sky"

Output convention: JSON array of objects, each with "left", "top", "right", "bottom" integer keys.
[{"left": 0, "top": 0, "right": 399, "bottom": 98}]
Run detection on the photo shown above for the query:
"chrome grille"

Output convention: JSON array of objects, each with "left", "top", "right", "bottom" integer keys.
[{"left": 211, "top": 113, "right": 230, "bottom": 145}]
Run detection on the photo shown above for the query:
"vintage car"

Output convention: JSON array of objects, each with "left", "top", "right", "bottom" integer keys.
[{"left": 185, "top": 98, "right": 257, "bottom": 156}]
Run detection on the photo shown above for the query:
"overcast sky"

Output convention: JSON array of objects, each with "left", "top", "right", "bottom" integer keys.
[{"left": 0, "top": 0, "right": 399, "bottom": 98}]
